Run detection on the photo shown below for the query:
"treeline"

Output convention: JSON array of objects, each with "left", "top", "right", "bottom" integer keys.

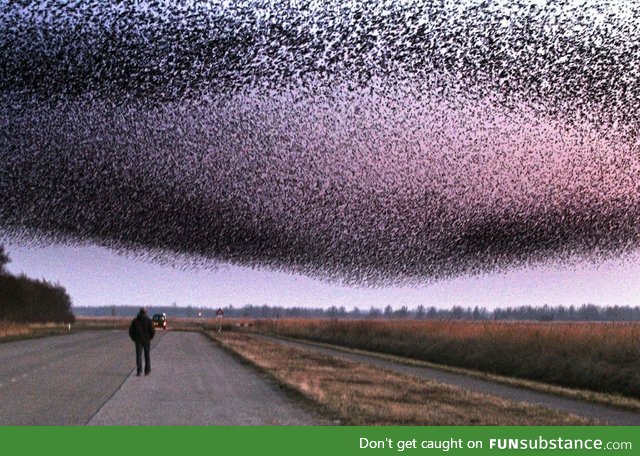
[
  {"left": 74, "top": 303, "right": 640, "bottom": 322},
  {"left": 0, "top": 245, "right": 75, "bottom": 323}
]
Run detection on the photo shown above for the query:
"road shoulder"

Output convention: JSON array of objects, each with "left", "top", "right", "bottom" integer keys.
[{"left": 211, "top": 331, "right": 596, "bottom": 425}]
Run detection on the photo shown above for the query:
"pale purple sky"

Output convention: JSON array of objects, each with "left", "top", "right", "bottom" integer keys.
[
  {"left": 2, "top": 1, "right": 639, "bottom": 312},
  {"left": 3, "top": 241, "right": 639, "bottom": 310}
]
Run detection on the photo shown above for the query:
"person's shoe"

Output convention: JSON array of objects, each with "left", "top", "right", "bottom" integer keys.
[
  {"left": 144, "top": 371, "right": 150, "bottom": 376},
  {"left": 136, "top": 372, "right": 141, "bottom": 377}
]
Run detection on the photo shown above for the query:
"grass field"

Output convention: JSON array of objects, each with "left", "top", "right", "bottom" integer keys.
[
  {"left": 0, "top": 321, "right": 73, "bottom": 342},
  {"left": 251, "top": 319, "right": 640, "bottom": 398},
  {"left": 0, "top": 317, "right": 132, "bottom": 342},
  {"left": 211, "top": 331, "right": 591, "bottom": 425},
  {"left": 0, "top": 321, "right": 32, "bottom": 339}
]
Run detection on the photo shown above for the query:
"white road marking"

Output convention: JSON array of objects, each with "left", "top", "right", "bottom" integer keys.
[
  {"left": 10, "top": 378, "right": 16, "bottom": 383},
  {"left": 22, "top": 373, "right": 28, "bottom": 378}
]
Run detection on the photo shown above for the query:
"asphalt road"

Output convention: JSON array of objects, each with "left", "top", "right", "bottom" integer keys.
[
  {"left": 0, "top": 330, "right": 140, "bottom": 425},
  {"left": 7, "top": 329, "right": 635, "bottom": 426},
  {"left": 0, "top": 331, "right": 322, "bottom": 425},
  {"left": 260, "top": 335, "right": 640, "bottom": 426}
]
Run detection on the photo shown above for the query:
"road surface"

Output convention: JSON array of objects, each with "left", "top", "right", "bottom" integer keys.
[
  {"left": 259, "top": 335, "right": 640, "bottom": 426},
  {"left": 6, "top": 329, "right": 638, "bottom": 425},
  {"left": 0, "top": 331, "right": 323, "bottom": 425}
]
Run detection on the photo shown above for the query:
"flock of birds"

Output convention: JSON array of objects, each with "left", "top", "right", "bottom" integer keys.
[{"left": 1, "top": 0, "right": 640, "bottom": 284}]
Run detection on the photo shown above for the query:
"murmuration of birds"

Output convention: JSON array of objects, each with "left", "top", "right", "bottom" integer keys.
[{"left": 1, "top": 0, "right": 640, "bottom": 285}]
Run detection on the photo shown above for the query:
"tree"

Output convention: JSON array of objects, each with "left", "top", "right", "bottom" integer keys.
[
  {"left": 472, "top": 306, "right": 485, "bottom": 320},
  {"left": 0, "top": 274, "right": 74, "bottom": 323},
  {"left": 426, "top": 306, "right": 438, "bottom": 319},
  {"left": 394, "top": 305, "right": 409, "bottom": 319},
  {"left": 451, "top": 306, "right": 465, "bottom": 319},
  {"left": 0, "top": 244, "right": 10, "bottom": 275}
]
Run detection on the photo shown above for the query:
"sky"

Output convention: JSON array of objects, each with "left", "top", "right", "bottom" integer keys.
[
  {"left": 2, "top": 1, "right": 640, "bottom": 312},
  {"left": 4, "top": 241, "right": 640, "bottom": 310}
]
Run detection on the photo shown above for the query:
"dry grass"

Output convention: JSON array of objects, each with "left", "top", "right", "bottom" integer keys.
[
  {"left": 0, "top": 321, "right": 32, "bottom": 338},
  {"left": 0, "top": 320, "right": 74, "bottom": 342},
  {"left": 275, "top": 335, "right": 640, "bottom": 412},
  {"left": 73, "top": 316, "right": 131, "bottom": 330},
  {"left": 166, "top": 317, "right": 252, "bottom": 331},
  {"left": 1, "top": 317, "right": 135, "bottom": 341},
  {"left": 253, "top": 319, "right": 640, "bottom": 398},
  {"left": 71, "top": 316, "right": 254, "bottom": 333},
  {"left": 211, "top": 331, "right": 592, "bottom": 425}
]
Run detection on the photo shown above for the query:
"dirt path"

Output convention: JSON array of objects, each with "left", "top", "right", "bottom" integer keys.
[{"left": 258, "top": 334, "right": 640, "bottom": 425}]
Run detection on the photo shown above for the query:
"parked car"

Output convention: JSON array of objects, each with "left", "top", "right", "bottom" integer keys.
[{"left": 152, "top": 313, "right": 167, "bottom": 330}]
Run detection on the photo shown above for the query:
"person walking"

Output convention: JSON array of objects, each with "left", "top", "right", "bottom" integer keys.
[
  {"left": 215, "top": 307, "right": 224, "bottom": 332},
  {"left": 128, "top": 307, "right": 155, "bottom": 376}
]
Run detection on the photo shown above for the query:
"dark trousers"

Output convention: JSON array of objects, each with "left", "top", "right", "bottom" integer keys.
[{"left": 135, "top": 340, "right": 151, "bottom": 374}]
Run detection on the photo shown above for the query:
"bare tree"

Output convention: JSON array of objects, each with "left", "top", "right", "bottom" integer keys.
[{"left": 0, "top": 244, "right": 10, "bottom": 275}]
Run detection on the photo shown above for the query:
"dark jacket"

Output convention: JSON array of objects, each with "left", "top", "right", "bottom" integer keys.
[{"left": 129, "top": 312, "right": 155, "bottom": 343}]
